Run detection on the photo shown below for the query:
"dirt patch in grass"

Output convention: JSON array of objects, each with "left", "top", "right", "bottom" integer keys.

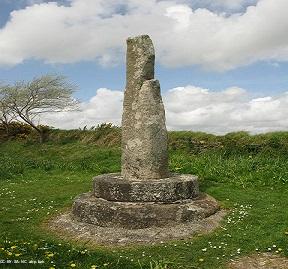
[{"left": 228, "top": 253, "right": 288, "bottom": 269}]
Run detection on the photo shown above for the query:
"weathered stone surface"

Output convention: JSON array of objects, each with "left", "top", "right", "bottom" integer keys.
[
  {"left": 68, "top": 35, "right": 220, "bottom": 233},
  {"left": 93, "top": 173, "right": 199, "bottom": 202},
  {"left": 121, "top": 35, "right": 169, "bottom": 180},
  {"left": 72, "top": 192, "right": 219, "bottom": 229},
  {"left": 49, "top": 210, "right": 226, "bottom": 246}
]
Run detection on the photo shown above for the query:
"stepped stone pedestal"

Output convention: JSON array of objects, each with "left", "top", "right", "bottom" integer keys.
[{"left": 72, "top": 35, "right": 219, "bottom": 230}]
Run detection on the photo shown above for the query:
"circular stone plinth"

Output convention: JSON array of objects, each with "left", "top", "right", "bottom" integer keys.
[
  {"left": 93, "top": 173, "right": 199, "bottom": 202},
  {"left": 72, "top": 192, "right": 219, "bottom": 229},
  {"left": 48, "top": 210, "right": 226, "bottom": 246}
]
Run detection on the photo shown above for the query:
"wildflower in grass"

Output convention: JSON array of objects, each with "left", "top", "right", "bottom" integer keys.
[
  {"left": 70, "top": 263, "right": 76, "bottom": 267},
  {"left": 10, "top": 246, "right": 17, "bottom": 250},
  {"left": 285, "top": 231, "right": 288, "bottom": 235},
  {"left": 47, "top": 253, "right": 54, "bottom": 258},
  {"left": 6, "top": 251, "right": 12, "bottom": 256},
  {"left": 15, "top": 253, "right": 21, "bottom": 257},
  {"left": 199, "top": 258, "right": 204, "bottom": 262},
  {"left": 91, "top": 265, "right": 97, "bottom": 269}
]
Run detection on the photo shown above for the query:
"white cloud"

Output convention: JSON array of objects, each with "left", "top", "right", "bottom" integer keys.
[
  {"left": 40, "top": 86, "right": 288, "bottom": 134},
  {"left": 164, "top": 86, "right": 288, "bottom": 133},
  {"left": 180, "top": 0, "right": 258, "bottom": 12},
  {"left": 41, "top": 88, "right": 123, "bottom": 129},
  {"left": 0, "top": 0, "right": 288, "bottom": 70}
]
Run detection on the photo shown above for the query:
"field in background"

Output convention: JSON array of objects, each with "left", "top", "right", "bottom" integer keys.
[{"left": 0, "top": 126, "right": 288, "bottom": 268}]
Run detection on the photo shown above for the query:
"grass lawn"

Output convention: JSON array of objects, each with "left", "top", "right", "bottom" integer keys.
[{"left": 0, "top": 136, "right": 288, "bottom": 269}]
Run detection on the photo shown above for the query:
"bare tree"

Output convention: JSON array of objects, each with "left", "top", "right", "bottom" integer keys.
[
  {"left": 0, "top": 85, "right": 16, "bottom": 136},
  {"left": 3, "top": 75, "right": 78, "bottom": 142}
]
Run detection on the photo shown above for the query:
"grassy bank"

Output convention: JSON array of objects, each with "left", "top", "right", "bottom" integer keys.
[{"left": 0, "top": 132, "right": 288, "bottom": 268}]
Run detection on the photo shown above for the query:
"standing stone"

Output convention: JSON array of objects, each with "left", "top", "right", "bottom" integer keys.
[
  {"left": 121, "top": 35, "right": 169, "bottom": 180},
  {"left": 71, "top": 34, "right": 220, "bottom": 232}
]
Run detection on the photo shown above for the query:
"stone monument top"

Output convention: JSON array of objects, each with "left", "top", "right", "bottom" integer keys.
[{"left": 121, "top": 35, "right": 169, "bottom": 180}]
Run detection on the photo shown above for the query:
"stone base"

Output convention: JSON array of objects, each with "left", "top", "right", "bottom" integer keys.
[
  {"left": 72, "top": 192, "right": 219, "bottom": 229},
  {"left": 93, "top": 173, "right": 199, "bottom": 202},
  {"left": 48, "top": 210, "right": 226, "bottom": 246}
]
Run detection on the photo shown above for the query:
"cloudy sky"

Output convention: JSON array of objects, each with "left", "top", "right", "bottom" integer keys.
[{"left": 1, "top": 0, "right": 288, "bottom": 134}]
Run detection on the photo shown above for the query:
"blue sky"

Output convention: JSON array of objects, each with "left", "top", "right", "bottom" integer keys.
[
  {"left": 1, "top": 59, "right": 288, "bottom": 101},
  {"left": 1, "top": 0, "right": 288, "bottom": 133}
]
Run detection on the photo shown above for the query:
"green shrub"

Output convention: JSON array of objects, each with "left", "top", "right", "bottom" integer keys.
[{"left": 0, "top": 122, "right": 33, "bottom": 140}]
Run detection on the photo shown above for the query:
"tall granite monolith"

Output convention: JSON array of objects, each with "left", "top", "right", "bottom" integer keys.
[
  {"left": 72, "top": 35, "right": 220, "bottom": 230},
  {"left": 122, "top": 35, "right": 169, "bottom": 180}
]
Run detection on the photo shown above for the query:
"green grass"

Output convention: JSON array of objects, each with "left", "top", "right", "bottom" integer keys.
[{"left": 0, "top": 135, "right": 288, "bottom": 269}]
